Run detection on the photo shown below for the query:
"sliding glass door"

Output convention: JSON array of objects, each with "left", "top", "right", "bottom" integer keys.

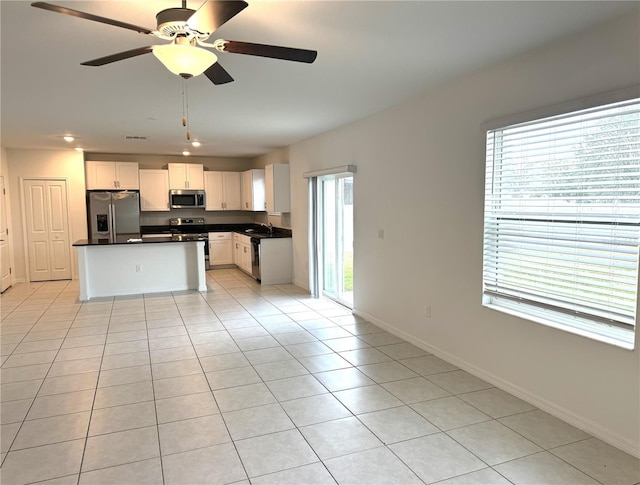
[{"left": 319, "top": 174, "right": 353, "bottom": 307}]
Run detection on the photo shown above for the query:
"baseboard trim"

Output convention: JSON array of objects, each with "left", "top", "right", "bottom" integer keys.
[
  {"left": 293, "top": 278, "right": 309, "bottom": 291},
  {"left": 352, "top": 308, "right": 640, "bottom": 458}
]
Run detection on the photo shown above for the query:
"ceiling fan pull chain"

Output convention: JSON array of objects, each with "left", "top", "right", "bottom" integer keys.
[
  {"left": 184, "top": 77, "right": 191, "bottom": 141},
  {"left": 181, "top": 78, "right": 187, "bottom": 127}
]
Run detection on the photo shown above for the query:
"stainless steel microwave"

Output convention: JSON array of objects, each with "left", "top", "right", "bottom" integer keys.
[{"left": 169, "top": 190, "right": 206, "bottom": 209}]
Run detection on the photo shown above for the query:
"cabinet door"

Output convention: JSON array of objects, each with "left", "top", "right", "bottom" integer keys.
[
  {"left": 266, "top": 164, "right": 290, "bottom": 213},
  {"left": 242, "top": 169, "right": 266, "bottom": 211},
  {"left": 234, "top": 239, "right": 242, "bottom": 265},
  {"left": 223, "top": 172, "right": 242, "bottom": 210},
  {"left": 204, "top": 172, "right": 224, "bottom": 210},
  {"left": 139, "top": 170, "right": 170, "bottom": 211},
  {"left": 241, "top": 242, "right": 252, "bottom": 273},
  {"left": 242, "top": 171, "right": 252, "bottom": 210},
  {"left": 115, "top": 162, "right": 139, "bottom": 189},
  {"left": 168, "top": 163, "right": 187, "bottom": 189},
  {"left": 86, "top": 161, "right": 116, "bottom": 189},
  {"left": 210, "top": 238, "right": 233, "bottom": 265},
  {"left": 186, "top": 164, "right": 204, "bottom": 190}
]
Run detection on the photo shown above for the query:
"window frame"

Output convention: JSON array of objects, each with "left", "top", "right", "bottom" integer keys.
[{"left": 481, "top": 91, "right": 640, "bottom": 350}]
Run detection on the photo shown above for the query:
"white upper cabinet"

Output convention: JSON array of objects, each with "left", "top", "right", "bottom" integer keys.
[
  {"left": 265, "top": 164, "right": 291, "bottom": 213},
  {"left": 168, "top": 163, "right": 204, "bottom": 190},
  {"left": 204, "top": 171, "right": 242, "bottom": 211},
  {"left": 86, "top": 161, "right": 139, "bottom": 190},
  {"left": 139, "top": 170, "right": 170, "bottom": 211},
  {"left": 222, "top": 172, "right": 242, "bottom": 210},
  {"left": 242, "top": 169, "right": 266, "bottom": 211}
]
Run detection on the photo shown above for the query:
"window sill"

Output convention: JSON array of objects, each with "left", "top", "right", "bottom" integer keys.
[{"left": 483, "top": 298, "right": 635, "bottom": 350}]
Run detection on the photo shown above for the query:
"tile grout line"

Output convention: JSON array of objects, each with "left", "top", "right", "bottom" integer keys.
[
  {"left": 75, "top": 293, "right": 116, "bottom": 484},
  {"left": 213, "top": 271, "right": 334, "bottom": 484},
  {"left": 3, "top": 274, "right": 636, "bottom": 484},
  {"left": 144, "top": 291, "right": 167, "bottom": 485},
  {"left": 2, "top": 281, "right": 83, "bottom": 470}
]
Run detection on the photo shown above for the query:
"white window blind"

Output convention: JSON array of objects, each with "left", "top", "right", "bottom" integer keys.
[{"left": 482, "top": 98, "right": 640, "bottom": 347}]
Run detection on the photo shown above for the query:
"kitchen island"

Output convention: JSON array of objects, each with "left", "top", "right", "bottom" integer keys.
[{"left": 73, "top": 236, "right": 207, "bottom": 301}]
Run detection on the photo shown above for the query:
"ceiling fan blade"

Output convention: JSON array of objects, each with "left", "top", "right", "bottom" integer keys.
[
  {"left": 81, "top": 46, "right": 154, "bottom": 67},
  {"left": 31, "top": 2, "right": 153, "bottom": 35},
  {"left": 221, "top": 41, "right": 317, "bottom": 64},
  {"left": 187, "top": 0, "right": 248, "bottom": 35},
  {"left": 204, "top": 62, "right": 234, "bottom": 85}
]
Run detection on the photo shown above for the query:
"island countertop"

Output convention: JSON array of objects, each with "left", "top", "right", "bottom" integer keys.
[
  {"left": 74, "top": 238, "right": 207, "bottom": 300},
  {"left": 73, "top": 234, "right": 173, "bottom": 246}
]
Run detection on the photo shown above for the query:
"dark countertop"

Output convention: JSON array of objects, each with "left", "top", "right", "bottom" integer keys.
[
  {"left": 74, "top": 224, "right": 292, "bottom": 247},
  {"left": 72, "top": 235, "right": 206, "bottom": 246},
  {"left": 140, "top": 223, "right": 292, "bottom": 239}
]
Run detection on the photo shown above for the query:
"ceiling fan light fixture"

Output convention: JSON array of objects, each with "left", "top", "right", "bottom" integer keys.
[{"left": 153, "top": 43, "right": 217, "bottom": 78}]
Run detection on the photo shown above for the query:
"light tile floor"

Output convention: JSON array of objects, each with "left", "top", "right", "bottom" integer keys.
[{"left": 1, "top": 269, "right": 639, "bottom": 485}]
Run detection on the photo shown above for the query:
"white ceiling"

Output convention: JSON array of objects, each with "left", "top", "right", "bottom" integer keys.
[{"left": 1, "top": 0, "right": 635, "bottom": 158}]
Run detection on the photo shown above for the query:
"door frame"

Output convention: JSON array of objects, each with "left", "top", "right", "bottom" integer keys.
[
  {"left": 305, "top": 165, "right": 357, "bottom": 306},
  {"left": 20, "top": 177, "right": 74, "bottom": 283},
  {"left": 318, "top": 173, "right": 354, "bottom": 307},
  {"left": 0, "top": 175, "right": 13, "bottom": 292}
]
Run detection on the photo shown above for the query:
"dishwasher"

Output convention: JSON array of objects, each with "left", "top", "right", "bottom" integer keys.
[{"left": 250, "top": 237, "right": 261, "bottom": 281}]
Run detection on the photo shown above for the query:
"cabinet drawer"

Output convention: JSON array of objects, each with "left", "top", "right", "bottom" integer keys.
[
  {"left": 209, "top": 232, "right": 231, "bottom": 240},
  {"left": 234, "top": 233, "right": 252, "bottom": 245}
]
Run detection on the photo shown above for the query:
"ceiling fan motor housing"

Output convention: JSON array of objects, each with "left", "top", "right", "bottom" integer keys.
[{"left": 156, "top": 8, "right": 196, "bottom": 38}]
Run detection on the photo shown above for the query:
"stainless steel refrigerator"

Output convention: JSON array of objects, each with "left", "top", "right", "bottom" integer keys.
[{"left": 88, "top": 192, "right": 140, "bottom": 242}]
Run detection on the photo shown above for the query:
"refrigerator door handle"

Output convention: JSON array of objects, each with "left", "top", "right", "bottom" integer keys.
[{"left": 108, "top": 203, "right": 115, "bottom": 243}]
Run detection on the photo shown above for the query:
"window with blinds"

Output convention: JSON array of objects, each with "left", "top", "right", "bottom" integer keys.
[{"left": 482, "top": 97, "right": 639, "bottom": 348}]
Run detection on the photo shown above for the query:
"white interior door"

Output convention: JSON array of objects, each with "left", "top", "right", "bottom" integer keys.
[
  {"left": 24, "top": 179, "right": 71, "bottom": 282},
  {"left": 0, "top": 176, "right": 12, "bottom": 292}
]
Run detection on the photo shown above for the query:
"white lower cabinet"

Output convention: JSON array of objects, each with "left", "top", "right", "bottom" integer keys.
[
  {"left": 233, "top": 233, "right": 252, "bottom": 274},
  {"left": 208, "top": 232, "right": 233, "bottom": 265}
]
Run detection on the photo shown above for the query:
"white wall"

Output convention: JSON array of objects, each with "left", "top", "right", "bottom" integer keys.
[
  {"left": 6, "top": 149, "right": 87, "bottom": 282},
  {"left": 287, "top": 14, "right": 640, "bottom": 455}
]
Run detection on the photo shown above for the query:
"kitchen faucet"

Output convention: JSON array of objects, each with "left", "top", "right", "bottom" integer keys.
[{"left": 261, "top": 222, "right": 274, "bottom": 234}]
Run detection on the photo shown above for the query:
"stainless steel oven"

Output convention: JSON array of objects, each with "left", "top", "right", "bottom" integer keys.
[{"left": 170, "top": 218, "right": 209, "bottom": 269}]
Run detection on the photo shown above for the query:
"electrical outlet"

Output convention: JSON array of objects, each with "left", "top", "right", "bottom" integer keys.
[
  {"left": 378, "top": 229, "right": 385, "bottom": 240},
  {"left": 424, "top": 305, "right": 431, "bottom": 318},
  {"left": 136, "top": 264, "right": 142, "bottom": 273}
]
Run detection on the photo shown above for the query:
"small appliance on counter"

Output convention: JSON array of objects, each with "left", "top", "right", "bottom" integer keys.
[{"left": 87, "top": 191, "right": 140, "bottom": 243}]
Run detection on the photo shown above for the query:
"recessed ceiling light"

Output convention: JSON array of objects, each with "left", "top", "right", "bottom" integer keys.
[
  {"left": 63, "top": 135, "right": 74, "bottom": 142},
  {"left": 182, "top": 151, "right": 191, "bottom": 156},
  {"left": 191, "top": 141, "right": 201, "bottom": 147},
  {"left": 75, "top": 147, "right": 84, "bottom": 152}
]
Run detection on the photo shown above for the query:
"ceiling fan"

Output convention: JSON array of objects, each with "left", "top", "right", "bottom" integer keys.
[{"left": 31, "top": 0, "right": 318, "bottom": 84}]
